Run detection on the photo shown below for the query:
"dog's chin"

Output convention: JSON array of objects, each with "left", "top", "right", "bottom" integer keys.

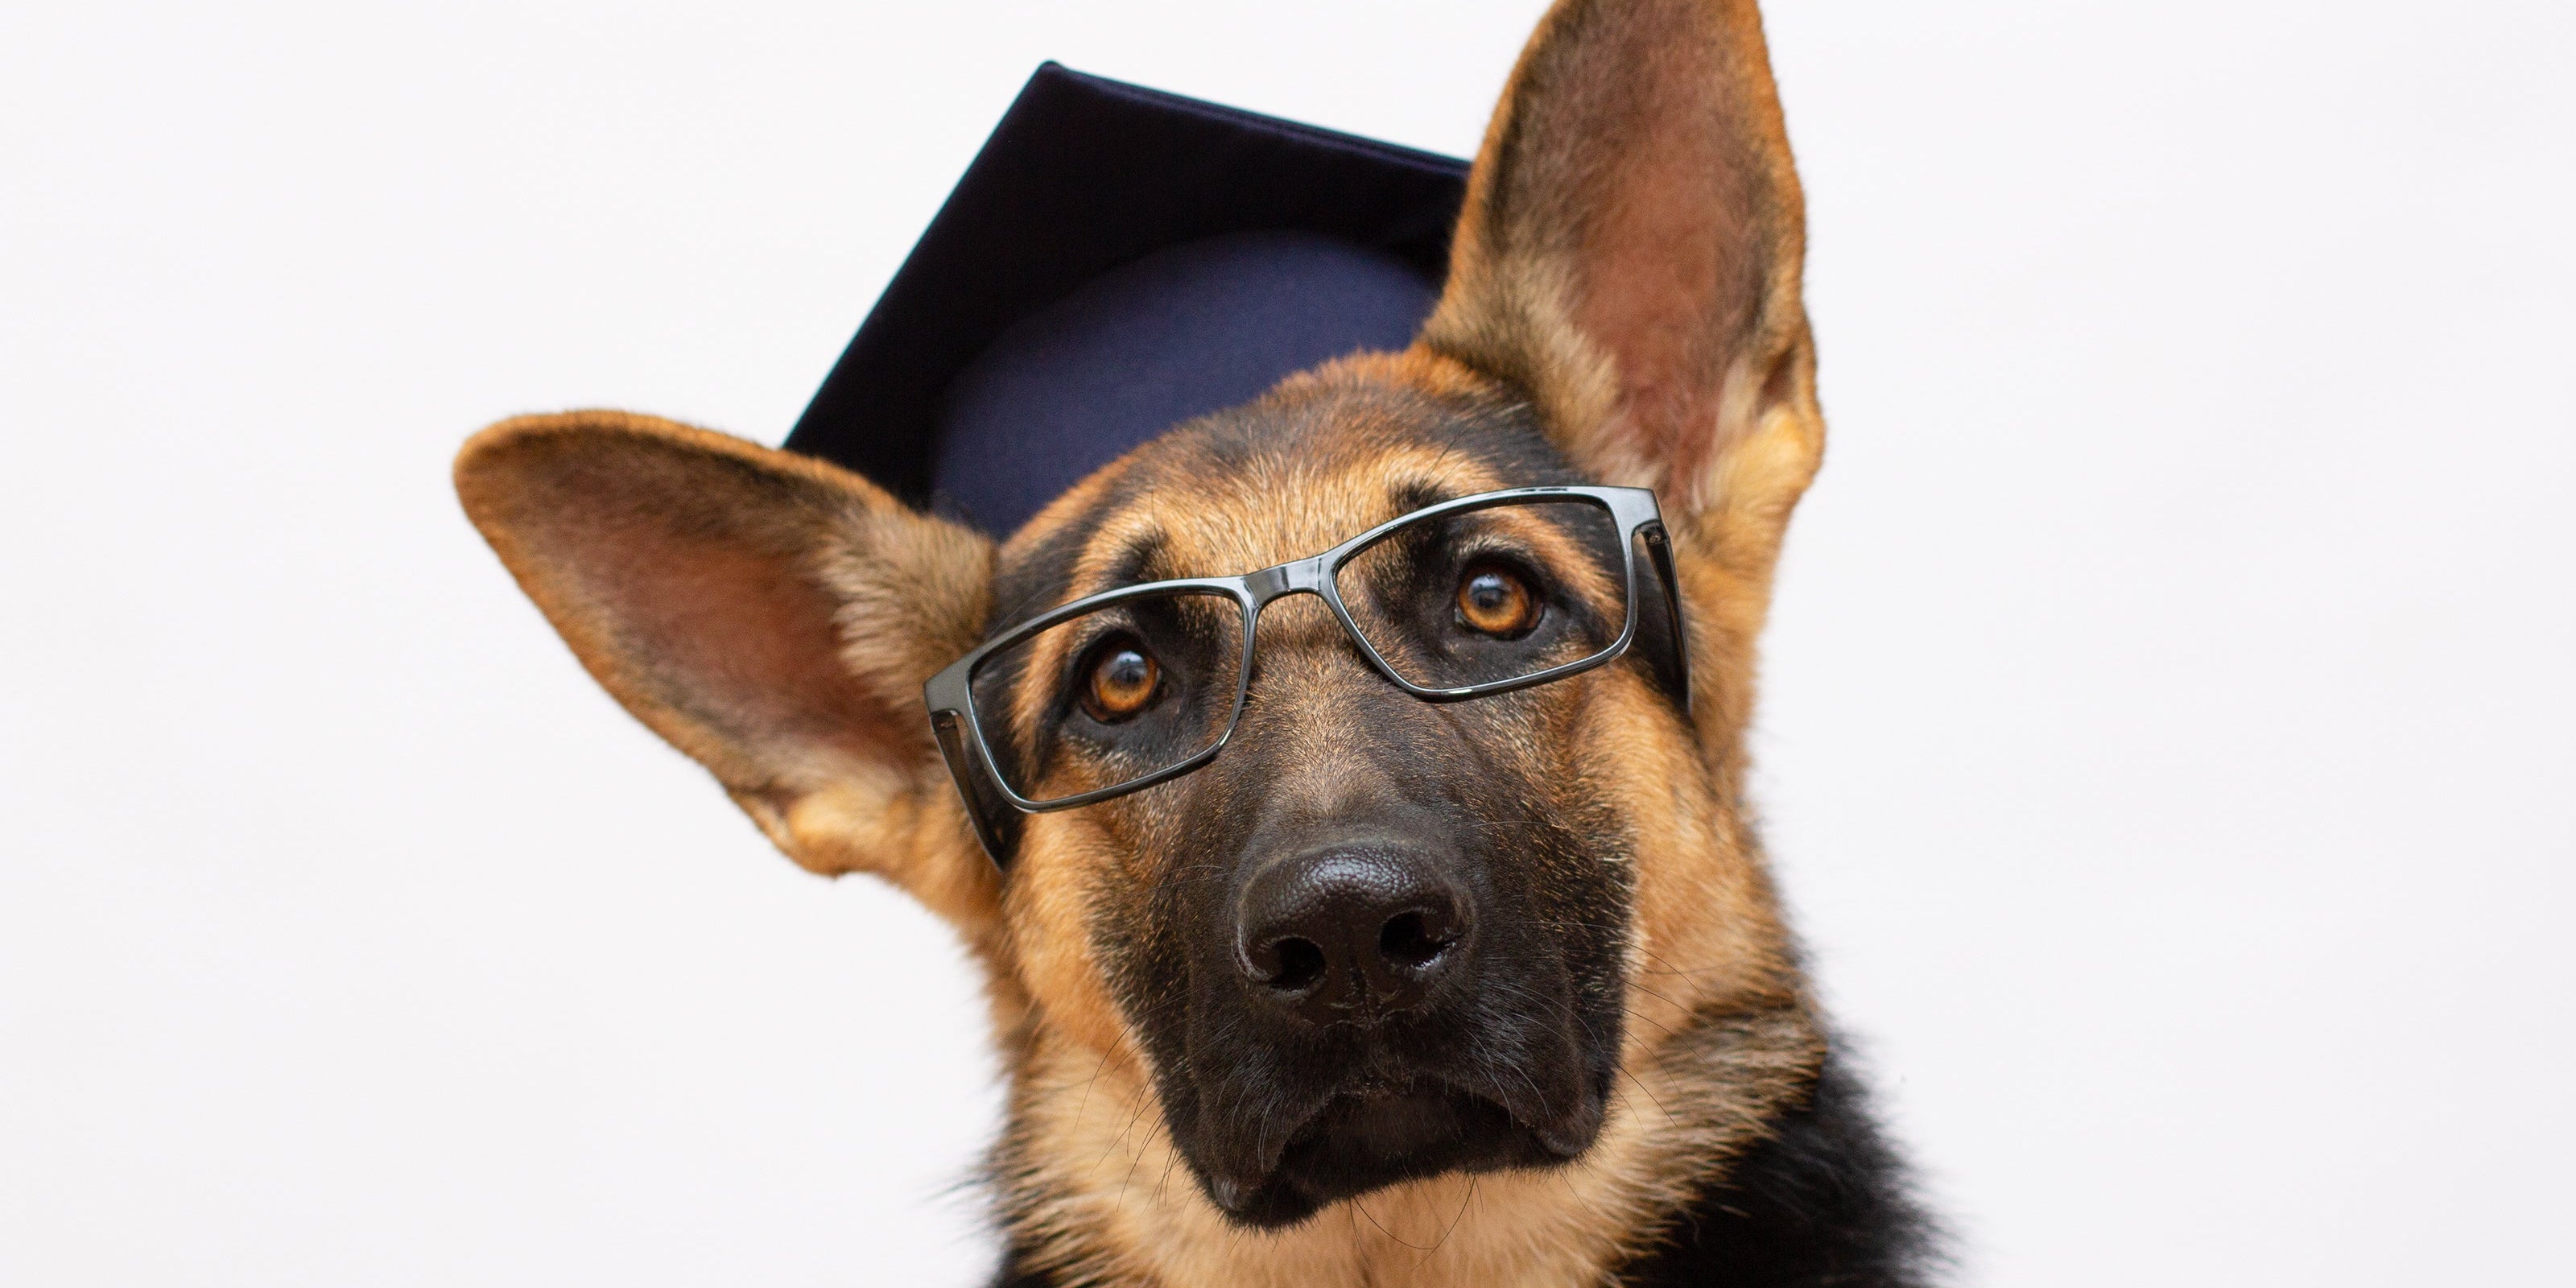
[{"left": 1200, "top": 1083, "right": 1596, "bottom": 1229}]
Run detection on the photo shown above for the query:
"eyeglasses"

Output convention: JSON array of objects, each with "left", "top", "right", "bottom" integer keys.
[{"left": 923, "top": 485, "right": 1687, "bottom": 865}]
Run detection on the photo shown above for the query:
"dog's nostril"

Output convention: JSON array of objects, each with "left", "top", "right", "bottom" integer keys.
[
  {"left": 1256, "top": 936, "right": 1328, "bottom": 993},
  {"left": 1378, "top": 909, "right": 1456, "bottom": 971}
]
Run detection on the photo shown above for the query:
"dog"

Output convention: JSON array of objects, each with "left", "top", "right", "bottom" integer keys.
[{"left": 455, "top": 1, "right": 1934, "bottom": 1282}]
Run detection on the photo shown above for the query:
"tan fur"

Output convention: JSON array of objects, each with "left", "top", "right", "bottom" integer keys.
[{"left": 455, "top": 1, "right": 1835, "bottom": 1282}]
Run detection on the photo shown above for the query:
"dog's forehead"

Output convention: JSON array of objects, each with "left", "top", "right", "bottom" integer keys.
[
  {"left": 991, "top": 358, "right": 1570, "bottom": 613},
  {"left": 1111, "top": 442, "right": 1486, "bottom": 582}
]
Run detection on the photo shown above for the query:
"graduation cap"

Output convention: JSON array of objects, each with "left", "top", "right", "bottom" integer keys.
[{"left": 783, "top": 63, "right": 1471, "bottom": 536}]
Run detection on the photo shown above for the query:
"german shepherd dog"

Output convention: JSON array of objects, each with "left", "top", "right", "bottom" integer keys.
[{"left": 456, "top": 0, "right": 1934, "bottom": 1282}]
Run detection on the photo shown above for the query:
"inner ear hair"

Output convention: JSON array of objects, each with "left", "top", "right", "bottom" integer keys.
[
  {"left": 454, "top": 411, "right": 998, "bottom": 918},
  {"left": 1420, "top": 0, "right": 1819, "bottom": 529}
]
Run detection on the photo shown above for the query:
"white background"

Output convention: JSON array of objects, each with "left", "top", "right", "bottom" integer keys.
[{"left": 4, "top": 2, "right": 2570, "bottom": 1284}]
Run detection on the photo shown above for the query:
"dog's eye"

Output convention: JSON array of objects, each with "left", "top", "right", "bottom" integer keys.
[
  {"left": 1079, "top": 636, "right": 1160, "bottom": 722},
  {"left": 1454, "top": 563, "right": 1541, "bottom": 638}
]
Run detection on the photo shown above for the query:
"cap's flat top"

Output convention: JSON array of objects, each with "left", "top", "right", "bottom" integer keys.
[
  {"left": 783, "top": 63, "right": 1470, "bottom": 530},
  {"left": 931, "top": 229, "right": 1439, "bottom": 535}
]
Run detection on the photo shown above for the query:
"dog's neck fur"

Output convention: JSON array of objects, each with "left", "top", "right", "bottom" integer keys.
[{"left": 989, "top": 989, "right": 1824, "bottom": 1288}]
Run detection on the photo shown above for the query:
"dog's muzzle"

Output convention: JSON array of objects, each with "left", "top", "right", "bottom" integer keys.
[{"left": 1175, "top": 834, "right": 1615, "bottom": 1227}]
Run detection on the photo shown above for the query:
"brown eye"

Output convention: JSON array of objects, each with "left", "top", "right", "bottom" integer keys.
[
  {"left": 1455, "top": 564, "right": 1539, "bottom": 638},
  {"left": 1080, "top": 638, "right": 1159, "bottom": 721}
]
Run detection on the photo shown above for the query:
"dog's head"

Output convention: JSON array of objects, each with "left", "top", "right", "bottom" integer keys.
[{"left": 460, "top": 0, "right": 1820, "bottom": 1249}]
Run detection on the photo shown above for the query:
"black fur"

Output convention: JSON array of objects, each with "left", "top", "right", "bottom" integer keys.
[
  {"left": 989, "top": 1249, "right": 1053, "bottom": 1288},
  {"left": 1609, "top": 1053, "right": 1938, "bottom": 1288}
]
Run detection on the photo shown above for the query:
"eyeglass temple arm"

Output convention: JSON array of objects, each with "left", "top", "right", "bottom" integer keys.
[{"left": 1639, "top": 522, "right": 1691, "bottom": 716}]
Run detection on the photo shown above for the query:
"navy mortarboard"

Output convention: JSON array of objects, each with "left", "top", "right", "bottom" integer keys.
[{"left": 783, "top": 63, "right": 1469, "bottom": 537}]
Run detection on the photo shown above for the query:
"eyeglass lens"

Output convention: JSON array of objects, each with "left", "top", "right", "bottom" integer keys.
[
  {"left": 966, "top": 497, "right": 1631, "bottom": 806},
  {"left": 968, "top": 587, "right": 1245, "bottom": 805},
  {"left": 1331, "top": 497, "right": 1629, "bottom": 691}
]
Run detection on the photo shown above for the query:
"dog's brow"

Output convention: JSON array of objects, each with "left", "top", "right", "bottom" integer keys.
[
  {"left": 1071, "top": 518, "right": 1174, "bottom": 600},
  {"left": 1389, "top": 479, "right": 1459, "bottom": 520},
  {"left": 1099, "top": 530, "right": 1171, "bottom": 592}
]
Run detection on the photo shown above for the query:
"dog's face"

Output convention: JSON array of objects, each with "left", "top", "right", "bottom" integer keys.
[
  {"left": 987, "top": 372, "right": 1663, "bottom": 1224},
  {"left": 460, "top": 0, "right": 1824, "bottom": 1273}
]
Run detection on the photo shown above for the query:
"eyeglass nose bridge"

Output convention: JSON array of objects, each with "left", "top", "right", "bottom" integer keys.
[
  {"left": 1243, "top": 556, "right": 1331, "bottom": 605},
  {"left": 1238, "top": 554, "right": 1435, "bottom": 705},
  {"left": 1238, "top": 556, "right": 1352, "bottom": 659}
]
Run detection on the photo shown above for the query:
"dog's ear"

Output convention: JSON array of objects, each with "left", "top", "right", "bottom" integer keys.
[
  {"left": 455, "top": 412, "right": 1001, "bottom": 939},
  {"left": 1423, "top": 0, "right": 1818, "bottom": 571}
]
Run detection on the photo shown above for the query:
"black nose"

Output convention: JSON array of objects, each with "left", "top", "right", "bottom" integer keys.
[{"left": 1235, "top": 844, "right": 1472, "bottom": 1025}]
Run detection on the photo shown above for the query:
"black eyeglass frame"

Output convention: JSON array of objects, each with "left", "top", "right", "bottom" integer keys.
[{"left": 923, "top": 485, "right": 1688, "bottom": 866}]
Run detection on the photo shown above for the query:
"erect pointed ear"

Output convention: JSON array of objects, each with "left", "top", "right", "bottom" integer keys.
[
  {"left": 1422, "top": 0, "right": 1819, "bottom": 573},
  {"left": 455, "top": 411, "right": 1001, "bottom": 939}
]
